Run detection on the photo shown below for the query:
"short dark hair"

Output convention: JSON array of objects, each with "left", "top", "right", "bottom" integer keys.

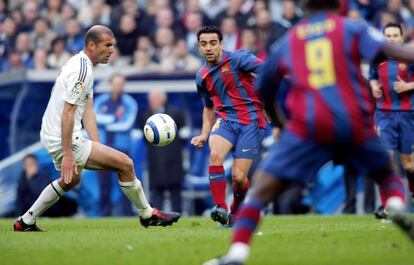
[
  {"left": 24, "top": 154, "right": 37, "bottom": 161},
  {"left": 196, "top": 26, "right": 223, "bottom": 42},
  {"left": 84, "top": 25, "right": 114, "bottom": 46},
  {"left": 383, "top": 23, "right": 403, "bottom": 36},
  {"left": 304, "top": 0, "right": 340, "bottom": 11}
]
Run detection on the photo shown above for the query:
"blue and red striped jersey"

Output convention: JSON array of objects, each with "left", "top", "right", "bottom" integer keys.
[
  {"left": 369, "top": 60, "right": 414, "bottom": 111},
  {"left": 257, "top": 12, "right": 386, "bottom": 143},
  {"left": 195, "top": 50, "right": 266, "bottom": 128}
]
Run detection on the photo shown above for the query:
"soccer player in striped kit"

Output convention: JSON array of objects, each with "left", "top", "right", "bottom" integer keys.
[
  {"left": 204, "top": 0, "right": 414, "bottom": 264},
  {"left": 191, "top": 26, "right": 266, "bottom": 227},
  {"left": 369, "top": 23, "right": 414, "bottom": 203}
]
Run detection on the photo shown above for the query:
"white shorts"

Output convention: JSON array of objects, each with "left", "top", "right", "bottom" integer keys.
[{"left": 40, "top": 133, "right": 92, "bottom": 171}]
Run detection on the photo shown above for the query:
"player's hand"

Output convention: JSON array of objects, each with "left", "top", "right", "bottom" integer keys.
[
  {"left": 394, "top": 76, "right": 411, "bottom": 93},
  {"left": 371, "top": 83, "right": 382, "bottom": 99},
  {"left": 191, "top": 135, "right": 207, "bottom": 149},
  {"left": 61, "top": 155, "right": 78, "bottom": 184}
]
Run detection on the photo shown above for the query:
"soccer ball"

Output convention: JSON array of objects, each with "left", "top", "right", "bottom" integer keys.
[{"left": 143, "top": 113, "right": 177, "bottom": 147}]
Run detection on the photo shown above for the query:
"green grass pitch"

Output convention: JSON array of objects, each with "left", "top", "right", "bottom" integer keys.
[{"left": 1, "top": 215, "right": 413, "bottom": 265}]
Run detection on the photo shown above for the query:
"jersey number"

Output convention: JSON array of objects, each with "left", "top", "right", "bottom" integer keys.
[{"left": 305, "top": 38, "right": 336, "bottom": 89}]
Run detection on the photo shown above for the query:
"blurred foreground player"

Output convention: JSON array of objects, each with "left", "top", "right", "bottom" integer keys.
[{"left": 204, "top": 0, "right": 414, "bottom": 264}]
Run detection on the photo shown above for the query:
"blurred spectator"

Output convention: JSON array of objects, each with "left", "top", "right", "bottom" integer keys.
[
  {"left": 136, "top": 35, "right": 157, "bottom": 61},
  {"left": 78, "top": 0, "right": 111, "bottom": 28},
  {"left": 183, "top": 11, "right": 204, "bottom": 56},
  {"left": 15, "top": 154, "right": 77, "bottom": 217},
  {"left": 0, "top": 0, "right": 6, "bottom": 23},
  {"left": 30, "top": 17, "right": 56, "bottom": 51},
  {"left": 64, "top": 19, "right": 84, "bottom": 54},
  {"left": 375, "top": 9, "right": 399, "bottom": 30},
  {"left": 160, "top": 39, "right": 201, "bottom": 73},
  {"left": 21, "top": 0, "right": 39, "bottom": 32},
  {"left": 0, "top": 17, "right": 18, "bottom": 59},
  {"left": 31, "top": 48, "right": 49, "bottom": 71},
  {"left": 130, "top": 49, "right": 160, "bottom": 73},
  {"left": 220, "top": 17, "right": 240, "bottom": 52},
  {"left": 1, "top": 50, "right": 24, "bottom": 72},
  {"left": 254, "top": 9, "right": 287, "bottom": 51},
  {"left": 348, "top": 0, "right": 385, "bottom": 21},
  {"left": 15, "top": 32, "right": 34, "bottom": 68},
  {"left": 47, "top": 37, "right": 71, "bottom": 68},
  {"left": 278, "top": 0, "right": 301, "bottom": 28},
  {"left": 53, "top": 3, "right": 77, "bottom": 37},
  {"left": 151, "top": 7, "right": 184, "bottom": 39},
  {"left": 238, "top": 28, "right": 267, "bottom": 60},
  {"left": 94, "top": 74, "right": 137, "bottom": 216},
  {"left": 198, "top": 0, "right": 227, "bottom": 21},
  {"left": 140, "top": 89, "right": 188, "bottom": 213},
  {"left": 154, "top": 26, "right": 175, "bottom": 62},
  {"left": 245, "top": 0, "right": 269, "bottom": 27},
  {"left": 386, "top": 0, "right": 409, "bottom": 23},
  {"left": 110, "top": 0, "right": 150, "bottom": 36},
  {"left": 114, "top": 13, "right": 140, "bottom": 56},
  {"left": 214, "top": 0, "right": 248, "bottom": 28},
  {"left": 179, "top": 0, "right": 212, "bottom": 26},
  {"left": 10, "top": 8, "right": 24, "bottom": 32},
  {"left": 43, "top": 0, "right": 63, "bottom": 33}
]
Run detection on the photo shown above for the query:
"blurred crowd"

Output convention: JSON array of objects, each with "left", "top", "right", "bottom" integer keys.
[{"left": 2, "top": 0, "right": 414, "bottom": 75}]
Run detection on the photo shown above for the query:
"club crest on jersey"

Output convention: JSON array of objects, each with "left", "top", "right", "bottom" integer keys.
[
  {"left": 399, "top": 63, "right": 407, "bottom": 71},
  {"left": 212, "top": 118, "right": 222, "bottom": 132},
  {"left": 221, "top": 65, "right": 230, "bottom": 75},
  {"left": 72, "top": 81, "right": 84, "bottom": 95}
]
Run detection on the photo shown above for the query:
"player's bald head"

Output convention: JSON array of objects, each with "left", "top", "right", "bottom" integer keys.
[
  {"left": 302, "top": 0, "right": 340, "bottom": 11},
  {"left": 84, "top": 25, "right": 114, "bottom": 45}
]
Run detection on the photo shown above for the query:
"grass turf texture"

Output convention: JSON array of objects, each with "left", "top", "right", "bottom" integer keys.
[{"left": 1, "top": 215, "right": 413, "bottom": 265}]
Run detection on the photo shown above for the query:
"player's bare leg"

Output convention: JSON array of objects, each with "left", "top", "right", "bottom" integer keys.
[
  {"left": 85, "top": 142, "right": 180, "bottom": 227},
  {"left": 15, "top": 170, "right": 82, "bottom": 232},
  {"left": 228, "top": 158, "right": 253, "bottom": 227},
  {"left": 204, "top": 171, "right": 287, "bottom": 265},
  {"left": 208, "top": 135, "right": 233, "bottom": 225}
]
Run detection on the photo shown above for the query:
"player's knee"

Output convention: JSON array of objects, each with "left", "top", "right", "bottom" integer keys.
[
  {"left": 119, "top": 154, "right": 134, "bottom": 173},
  {"left": 231, "top": 170, "right": 247, "bottom": 186},
  {"left": 210, "top": 150, "right": 225, "bottom": 164}
]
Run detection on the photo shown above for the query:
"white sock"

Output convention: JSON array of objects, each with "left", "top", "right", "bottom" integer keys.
[
  {"left": 22, "top": 180, "right": 65, "bottom": 225},
  {"left": 119, "top": 179, "right": 153, "bottom": 219},
  {"left": 385, "top": 196, "right": 406, "bottom": 217},
  {"left": 225, "top": 242, "right": 250, "bottom": 263}
]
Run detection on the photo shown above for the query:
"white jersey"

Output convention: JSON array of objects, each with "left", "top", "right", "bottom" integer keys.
[{"left": 41, "top": 51, "right": 94, "bottom": 141}]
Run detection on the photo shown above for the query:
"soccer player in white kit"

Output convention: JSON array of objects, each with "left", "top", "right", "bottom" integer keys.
[{"left": 14, "top": 25, "right": 180, "bottom": 231}]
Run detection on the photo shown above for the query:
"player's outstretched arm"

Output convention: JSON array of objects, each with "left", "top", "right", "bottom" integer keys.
[
  {"left": 380, "top": 42, "right": 414, "bottom": 64},
  {"left": 83, "top": 97, "right": 100, "bottom": 142},
  {"left": 61, "top": 102, "right": 78, "bottom": 184},
  {"left": 191, "top": 106, "right": 214, "bottom": 149}
]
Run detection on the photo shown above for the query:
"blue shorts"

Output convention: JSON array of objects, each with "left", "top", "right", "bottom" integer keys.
[
  {"left": 375, "top": 110, "right": 414, "bottom": 154},
  {"left": 210, "top": 118, "right": 265, "bottom": 159},
  {"left": 259, "top": 131, "right": 390, "bottom": 182}
]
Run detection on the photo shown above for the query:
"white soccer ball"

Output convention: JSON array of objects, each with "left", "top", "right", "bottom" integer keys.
[{"left": 143, "top": 113, "right": 177, "bottom": 147}]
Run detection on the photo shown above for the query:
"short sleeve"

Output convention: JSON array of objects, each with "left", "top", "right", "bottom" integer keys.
[
  {"left": 368, "top": 63, "right": 379, "bottom": 80},
  {"left": 235, "top": 50, "right": 263, "bottom": 74},
  {"left": 195, "top": 71, "right": 213, "bottom": 108},
  {"left": 63, "top": 58, "right": 89, "bottom": 105}
]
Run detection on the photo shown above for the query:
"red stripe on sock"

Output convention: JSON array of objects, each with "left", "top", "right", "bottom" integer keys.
[
  {"left": 230, "top": 180, "right": 250, "bottom": 214},
  {"left": 379, "top": 176, "right": 406, "bottom": 205},
  {"left": 209, "top": 180, "right": 227, "bottom": 209},
  {"left": 209, "top": 165, "right": 225, "bottom": 174}
]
